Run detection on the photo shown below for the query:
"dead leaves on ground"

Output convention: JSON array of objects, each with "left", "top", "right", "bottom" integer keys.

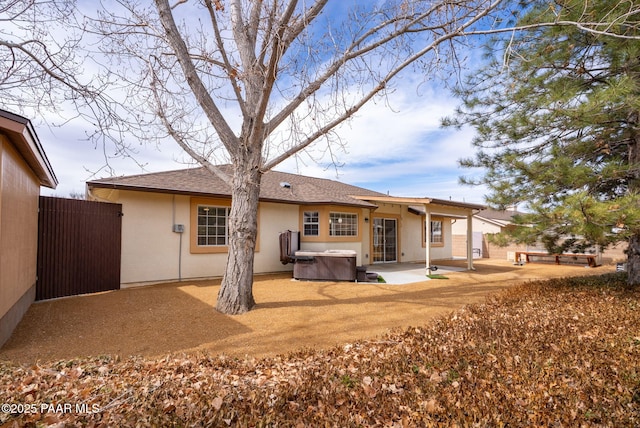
[{"left": 1, "top": 272, "right": 639, "bottom": 426}]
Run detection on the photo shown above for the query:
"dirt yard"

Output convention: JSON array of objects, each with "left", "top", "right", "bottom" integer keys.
[{"left": 0, "top": 260, "right": 616, "bottom": 366}]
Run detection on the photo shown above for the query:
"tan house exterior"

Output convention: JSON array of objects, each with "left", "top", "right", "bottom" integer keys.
[
  {"left": 0, "top": 110, "right": 57, "bottom": 346},
  {"left": 87, "top": 167, "right": 483, "bottom": 286},
  {"left": 452, "top": 208, "right": 626, "bottom": 263},
  {"left": 451, "top": 208, "right": 528, "bottom": 259}
]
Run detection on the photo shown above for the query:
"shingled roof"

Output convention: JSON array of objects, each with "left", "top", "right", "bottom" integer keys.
[
  {"left": 87, "top": 166, "right": 385, "bottom": 208},
  {"left": 476, "top": 208, "right": 524, "bottom": 223}
]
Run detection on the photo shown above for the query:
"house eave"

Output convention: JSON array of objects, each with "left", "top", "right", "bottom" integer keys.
[
  {"left": 0, "top": 110, "right": 58, "bottom": 189},
  {"left": 87, "top": 181, "right": 378, "bottom": 209}
]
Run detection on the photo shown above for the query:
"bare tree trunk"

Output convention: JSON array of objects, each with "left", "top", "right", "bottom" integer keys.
[
  {"left": 627, "top": 120, "right": 640, "bottom": 287},
  {"left": 216, "top": 153, "right": 261, "bottom": 314},
  {"left": 628, "top": 235, "right": 640, "bottom": 286},
  {"left": 627, "top": 110, "right": 640, "bottom": 287}
]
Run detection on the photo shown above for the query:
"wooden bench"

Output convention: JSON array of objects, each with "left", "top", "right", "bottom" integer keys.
[{"left": 515, "top": 251, "right": 598, "bottom": 267}]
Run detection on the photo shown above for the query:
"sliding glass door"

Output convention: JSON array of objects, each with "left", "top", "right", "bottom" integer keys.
[{"left": 372, "top": 218, "right": 397, "bottom": 263}]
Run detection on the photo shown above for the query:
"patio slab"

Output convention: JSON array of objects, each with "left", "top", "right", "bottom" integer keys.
[{"left": 365, "top": 261, "right": 467, "bottom": 284}]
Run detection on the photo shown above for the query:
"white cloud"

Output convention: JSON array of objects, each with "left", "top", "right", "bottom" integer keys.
[
  {"left": 36, "top": 76, "right": 487, "bottom": 205},
  {"left": 275, "top": 80, "right": 487, "bottom": 203}
]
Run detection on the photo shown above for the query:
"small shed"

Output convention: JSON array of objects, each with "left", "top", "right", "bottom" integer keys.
[{"left": 0, "top": 110, "right": 57, "bottom": 347}]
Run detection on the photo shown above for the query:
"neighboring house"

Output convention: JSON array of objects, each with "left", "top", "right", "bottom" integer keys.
[
  {"left": 452, "top": 208, "right": 626, "bottom": 263},
  {"left": 452, "top": 208, "right": 532, "bottom": 259},
  {"left": 87, "top": 166, "right": 484, "bottom": 286},
  {"left": 457, "top": 208, "right": 525, "bottom": 234},
  {"left": 0, "top": 110, "right": 57, "bottom": 346}
]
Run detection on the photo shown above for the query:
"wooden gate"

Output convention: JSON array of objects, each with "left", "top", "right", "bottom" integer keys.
[{"left": 36, "top": 196, "right": 122, "bottom": 300}]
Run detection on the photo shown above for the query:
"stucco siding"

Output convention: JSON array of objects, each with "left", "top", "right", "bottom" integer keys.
[
  {"left": 399, "top": 210, "right": 424, "bottom": 262},
  {"left": 117, "top": 191, "right": 184, "bottom": 284},
  {"left": 100, "top": 191, "right": 302, "bottom": 285},
  {"left": 299, "top": 207, "right": 371, "bottom": 266},
  {"left": 0, "top": 138, "right": 40, "bottom": 344},
  {"left": 451, "top": 217, "right": 502, "bottom": 235},
  {"left": 253, "top": 202, "right": 298, "bottom": 273},
  {"left": 399, "top": 212, "right": 453, "bottom": 262},
  {"left": 91, "top": 188, "right": 475, "bottom": 285}
]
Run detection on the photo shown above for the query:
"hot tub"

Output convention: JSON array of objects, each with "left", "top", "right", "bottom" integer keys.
[{"left": 293, "top": 250, "right": 357, "bottom": 281}]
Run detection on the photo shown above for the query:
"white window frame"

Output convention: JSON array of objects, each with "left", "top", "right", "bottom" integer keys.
[
  {"left": 197, "top": 205, "right": 230, "bottom": 246},
  {"left": 430, "top": 220, "right": 443, "bottom": 244},
  {"left": 329, "top": 212, "right": 358, "bottom": 237},
  {"left": 303, "top": 211, "right": 320, "bottom": 236}
]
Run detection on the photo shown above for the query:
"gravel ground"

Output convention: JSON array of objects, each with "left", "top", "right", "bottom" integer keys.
[{"left": 0, "top": 259, "right": 615, "bottom": 366}]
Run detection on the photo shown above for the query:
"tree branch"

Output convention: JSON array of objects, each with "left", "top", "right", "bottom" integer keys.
[{"left": 154, "top": 0, "right": 238, "bottom": 150}]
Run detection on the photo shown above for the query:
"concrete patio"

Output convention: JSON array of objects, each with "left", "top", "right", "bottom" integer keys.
[{"left": 365, "top": 260, "right": 468, "bottom": 284}]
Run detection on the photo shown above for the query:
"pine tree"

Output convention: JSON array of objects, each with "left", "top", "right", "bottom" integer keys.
[{"left": 446, "top": 0, "right": 640, "bottom": 285}]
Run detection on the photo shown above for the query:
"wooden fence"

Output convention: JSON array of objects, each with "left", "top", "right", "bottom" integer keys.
[{"left": 36, "top": 196, "right": 122, "bottom": 300}]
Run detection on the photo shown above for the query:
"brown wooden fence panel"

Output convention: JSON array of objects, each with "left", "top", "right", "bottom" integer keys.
[{"left": 36, "top": 196, "right": 122, "bottom": 301}]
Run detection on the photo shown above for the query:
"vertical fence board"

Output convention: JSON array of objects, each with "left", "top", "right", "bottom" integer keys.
[{"left": 36, "top": 196, "right": 122, "bottom": 301}]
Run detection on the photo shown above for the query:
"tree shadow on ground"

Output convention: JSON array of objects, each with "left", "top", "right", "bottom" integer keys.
[{"left": 0, "top": 260, "right": 614, "bottom": 365}]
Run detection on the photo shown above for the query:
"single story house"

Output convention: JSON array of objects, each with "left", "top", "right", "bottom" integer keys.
[
  {"left": 452, "top": 208, "right": 537, "bottom": 259},
  {"left": 86, "top": 166, "right": 484, "bottom": 286},
  {"left": 0, "top": 110, "right": 57, "bottom": 346},
  {"left": 452, "top": 208, "right": 624, "bottom": 263}
]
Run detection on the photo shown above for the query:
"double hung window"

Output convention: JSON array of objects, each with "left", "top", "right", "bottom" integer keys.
[
  {"left": 430, "top": 220, "right": 443, "bottom": 244},
  {"left": 303, "top": 211, "right": 319, "bottom": 236}
]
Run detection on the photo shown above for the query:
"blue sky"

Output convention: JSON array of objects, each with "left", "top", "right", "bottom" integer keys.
[
  {"left": 35, "top": 1, "right": 489, "bottom": 204},
  {"left": 37, "top": 80, "right": 487, "bottom": 204}
]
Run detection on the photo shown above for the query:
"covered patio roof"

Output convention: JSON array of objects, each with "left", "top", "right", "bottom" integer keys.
[
  {"left": 352, "top": 195, "right": 485, "bottom": 272},
  {"left": 351, "top": 195, "right": 484, "bottom": 210}
]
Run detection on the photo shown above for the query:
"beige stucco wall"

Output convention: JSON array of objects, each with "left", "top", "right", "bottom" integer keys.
[
  {"left": 88, "top": 188, "right": 475, "bottom": 285},
  {"left": 451, "top": 217, "right": 503, "bottom": 235},
  {"left": 370, "top": 203, "right": 464, "bottom": 264},
  {"left": 90, "top": 189, "right": 303, "bottom": 285},
  {"left": 0, "top": 136, "right": 40, "bottom": 323},
  {"left": 399, "top": 206, "right": 454, "bottom": 262},
  {"left": 298, "top": 207, "right": 371, "bottom": 266}
]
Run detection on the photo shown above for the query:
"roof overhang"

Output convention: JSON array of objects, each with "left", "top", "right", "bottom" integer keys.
[
  {"left": 87, "top": 180, "right": 378, "bottom": 209},
  {"left": 86, "top": 181, "right": 231, "bottom": 199},
  {"left": 351, "top": 195, "right": 485, "bottom": 212},
  {"left": 0, "top": 110, "right": 57, "bottom": 189}
]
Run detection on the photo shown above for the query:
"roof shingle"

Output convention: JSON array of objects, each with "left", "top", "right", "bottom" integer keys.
[{"left": 87, "top": 166, "right": 385, "bottom": 208}]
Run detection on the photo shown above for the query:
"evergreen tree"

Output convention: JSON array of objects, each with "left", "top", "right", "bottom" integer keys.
[{"left": 446, "top": 0, "right": 640, "bottom": 285}]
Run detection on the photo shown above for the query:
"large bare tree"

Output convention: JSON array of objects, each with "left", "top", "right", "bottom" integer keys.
[
  {"left": 89, "top": 0, "right": 511, "bottom": 314},
  {"left": 89, "top": 0, "right": 640, "bottom": 314},
  {"left": 6, "top": 0, "right": 640, "bottom": 313}
]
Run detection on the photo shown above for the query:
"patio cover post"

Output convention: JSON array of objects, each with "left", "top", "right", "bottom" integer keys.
[
  {"left": 467, "top": 210, "right": 474, "bottom": 270},
  {"left": 425, "top": 205, "right": 431, "bottom": 272}
]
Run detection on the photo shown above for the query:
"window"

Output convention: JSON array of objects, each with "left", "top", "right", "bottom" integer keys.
[
  {"left": 329, "top": 212, "right": 358, "bottom": 236},
  {"left": 303, "top": 211, "right": 319, "bottom": 236},
  {"left": 422, "top": 218, "right": 444, "bottom": 246},
  {"left": 299, "top": 206, "right": 360, "bottom": 242},
  {"left": 197, "top": 205, "right": 229, "bottom": 246},
  {"left": 430, "top": 220, "right": 443, "bottom": 244}
]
